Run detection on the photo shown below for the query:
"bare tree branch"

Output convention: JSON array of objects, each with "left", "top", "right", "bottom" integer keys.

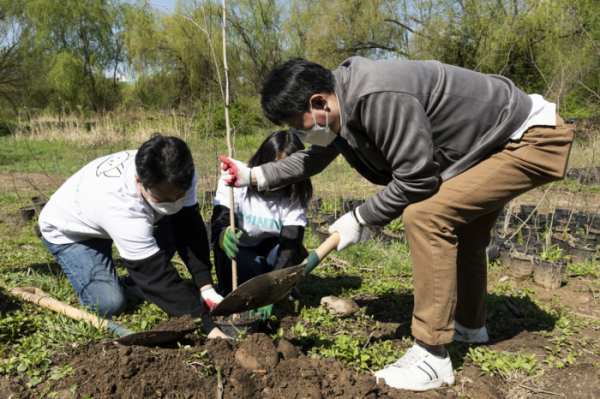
[{"left": 384, "top": 18, "right": 432, "bottom": 39}]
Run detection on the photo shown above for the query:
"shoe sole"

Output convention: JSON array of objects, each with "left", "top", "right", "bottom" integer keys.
[{"left": 378, "top": 374, "right": 455, "bottom": 391}]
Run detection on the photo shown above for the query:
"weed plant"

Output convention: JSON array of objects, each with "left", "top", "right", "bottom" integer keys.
[{"left": 539, "top": 244, "right": 569, "bottom": 262}]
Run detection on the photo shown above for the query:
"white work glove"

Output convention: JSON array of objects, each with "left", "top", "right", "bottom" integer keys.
[
  {"left": 200, "top": 287, "right": 224, "bottom": 312},
  {"left": 328, "top": 210, "right": 364, "bottom": 251},
  {"left": 220, "top": 156, "right": 252, "bottom": 187}
]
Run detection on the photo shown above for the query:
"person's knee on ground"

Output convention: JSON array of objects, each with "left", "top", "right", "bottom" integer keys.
[{"left": 78, "top": 284, "right": 127, "bottom": 319}]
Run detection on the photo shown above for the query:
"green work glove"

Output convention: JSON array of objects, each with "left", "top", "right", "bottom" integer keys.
[
  {"left": 219, "top": 227, "right": 243, "bottom": 259},
  {"left": 257, "top": 304, "right": 274, "bottom": 321}
]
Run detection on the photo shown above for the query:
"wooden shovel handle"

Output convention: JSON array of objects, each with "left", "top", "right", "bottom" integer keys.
[
  {"left": 302, "top": 232, "right": 340, "bottom": 276},
  {"left": 11, "top": 287, "right": 109, "bottom": 330},
  {"left": 314, "top": 232, "right": 340, "bottom": 260}
]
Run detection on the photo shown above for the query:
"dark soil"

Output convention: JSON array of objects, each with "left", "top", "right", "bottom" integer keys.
[
  {"left": 0, "top": 334, "right": 458, "bottom": 399},
  {"left": 151, "top": 315, "right": 198, "bottom": 332},
  {"left": 214, "top": 316, "right": 259, "bottom": 323},
  {"left": 0, "top": 286, "right": 22, "bottom": 316}
]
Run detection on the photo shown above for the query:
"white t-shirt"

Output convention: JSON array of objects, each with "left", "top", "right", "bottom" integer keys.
[
  {"left": 39, "top": 150, "right": 198, "bottom": 260},
  {"left": 214, "top": 178, "right": 307, "bottom": 247},
  {"left": 509, "top": 94, "right": 557, "bottom": 141}
]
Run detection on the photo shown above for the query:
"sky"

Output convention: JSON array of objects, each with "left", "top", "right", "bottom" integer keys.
[{"left": 147, "top": 0, "right": 179, "bottom": 11}]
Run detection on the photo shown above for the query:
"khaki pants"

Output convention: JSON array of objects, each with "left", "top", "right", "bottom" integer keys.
[{"left": 404, "top": 116, "right": 574, "bottom": 345}]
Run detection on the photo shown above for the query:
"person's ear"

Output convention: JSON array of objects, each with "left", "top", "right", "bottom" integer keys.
[
  {"left": 134, "top": 173, "right": 144, "bottom": 191},
  {"left": 309, "top": 94, "right": 328, "bottom": 110}
]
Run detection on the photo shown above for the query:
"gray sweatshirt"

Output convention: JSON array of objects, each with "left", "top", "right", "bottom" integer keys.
[{"left": 261, "top": 57, "right": 532, "bottom": 226}]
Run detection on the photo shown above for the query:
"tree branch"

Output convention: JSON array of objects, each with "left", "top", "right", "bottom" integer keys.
[{"left": 384, "top": 18, "right": 432, "bottom": 39}]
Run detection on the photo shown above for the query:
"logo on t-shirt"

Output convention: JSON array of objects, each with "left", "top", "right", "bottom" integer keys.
[
  {"left": 237, "top": 210, "right": 283, "bottom": 231},
  {"left": 96, "top": 151, "right": 137, "bottom": 177}
]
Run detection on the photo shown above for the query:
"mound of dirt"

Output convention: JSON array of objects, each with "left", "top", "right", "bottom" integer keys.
[
  {"left": 0, "top": 286, "right": 22, "bottom": 316},
  {"left": 276, "top": 338, "right": 298, "bottom": 361},
  {"left": 235, "top": 333, "right": 278, "bottom": 371},
  {"left": 0, "top": 334, "right": 457, "bottom": 399}
]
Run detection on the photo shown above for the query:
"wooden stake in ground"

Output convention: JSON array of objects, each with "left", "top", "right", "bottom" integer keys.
[{"left": 221, "top": 0, "right": 238, "bottom": 300}]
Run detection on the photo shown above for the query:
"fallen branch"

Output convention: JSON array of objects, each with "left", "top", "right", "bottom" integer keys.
[
  {"left": 504, "top": 295, "right": 522, "bottom": 316},
  {"left": 358, "top": 267, "right": 374, "bottom": 272},
  {"left": 252, "top": 369, "right": 267, "bottom": 374},
  {"left": 330, "top": 255, "right": 352, "bottom": 268},
  {"left": 362, "top": 331, "right": 375, "bottom": 350},
  {"left": 518, "top": 385, "right": 564, "bottom": 396}
]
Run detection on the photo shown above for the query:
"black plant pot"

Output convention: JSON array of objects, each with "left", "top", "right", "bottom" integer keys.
[
  {"left": 570, "top": 244, "right": 597, "bottom": 264},
  {"left": 523, "top": 237, "right": 539, "bottom": 252},
  {"left": 214, "top": 316, "right": 261, "bottom": 338},
  {"left": 574, "top": 234, "right": 599, "bottom": 245},
  {"left": 339, "top": 198, "right": 353, "bottom": 213},
  {"left": 491, "top": 235, "right": 508, "bottom": 248},
  {"left": 551, "top": 234, "right": 572, "bottom": 256},
  {"left": 508, "top": 254, "right": 535, "bottom": 281},
  {"left": 533, "top": 259, "right": 567, "bottom": 289},
  {"left": 520, "top": 205, "right": 537, "bottom": 215},
  {"left": 379, "top": 231, "right": 404, "bottom": 245},
  {"left": 486, "top": 245, "right": 499, "bottom": 262},
  {"left": 315, "top": 229, "right": 329, "bottom": 243},
  {"left": 309, "top": 196, "right": 323, "bottom": 212},
  {"left": 536, "top": 214, "right": 548, "bottom": 227},
  {"left": 309, "top": 220, "right": 328, "bottom": 232},
  {"left": 19, "top": 207, "right": 36, "bottom": 223}
]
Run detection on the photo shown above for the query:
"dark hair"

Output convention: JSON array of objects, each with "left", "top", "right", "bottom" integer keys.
[
  {"left": 261, "top": 58, "right": 335, "bottom": 126},
  {"left": 136, "top": 134, "right": 195, "bottom": 191},
  {"left": 248, "top": 130, "right": 313, "bottom": 208}
]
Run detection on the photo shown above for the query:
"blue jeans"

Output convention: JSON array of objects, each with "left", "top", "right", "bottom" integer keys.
[
  {"left": 42, "top": 216, "right": 176, "bottom": 318},
  {"left": 215, "top": 236, "right": 279, "bottom": 296}
]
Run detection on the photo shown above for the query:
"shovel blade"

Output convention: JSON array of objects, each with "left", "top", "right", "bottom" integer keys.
[
  {"left": 210, "top": 265, "right": 305, "bottom": 316},
  {"left": 114, "top": 329, "right": 197, "bottom": 346}
]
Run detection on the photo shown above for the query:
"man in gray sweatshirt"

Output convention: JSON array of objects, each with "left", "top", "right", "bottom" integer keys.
[{"left": 220, "top": 57, "right": 573, "bottom": 391}]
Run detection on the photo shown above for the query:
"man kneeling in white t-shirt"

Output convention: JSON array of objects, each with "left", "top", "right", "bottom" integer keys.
[
  {"left": 39, "top": 135, "right": 226, "bottom": 338},
  {"left": 212, "top": 130, "right": 311, "bottom": 304}
]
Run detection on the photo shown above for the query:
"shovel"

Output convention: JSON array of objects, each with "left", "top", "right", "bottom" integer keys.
[
  {"left": 211, "top": 232, "right": 340, "bottom": 316},
  {"left": 11, "top": 287, "right": 196, "bottom": 346}
]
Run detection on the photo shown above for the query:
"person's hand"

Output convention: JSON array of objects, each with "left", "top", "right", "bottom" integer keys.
[
  {"left": 219, "top": 227, "right": 243, "bottom": 260},
  {"left": 207, "top": 327, "right": 228, "bottom": 339},
  {"left": 220, "top": 156, "right": 252, "bottom": 187},
  {"left": 328, "top": 210, "right": 363, "bottom": 251},
  {"left": 200, "top": 287, "right": 224, "bottom": 312}
]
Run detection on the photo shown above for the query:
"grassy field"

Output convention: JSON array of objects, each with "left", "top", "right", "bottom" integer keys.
[{"left": 1, "top": 116, "right": 600, "bottom": 398}]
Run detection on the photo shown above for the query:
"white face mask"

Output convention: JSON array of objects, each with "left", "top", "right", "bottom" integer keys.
[
  {"left": 142, "top": 188, "right": 186, "bottom": 215},
  {"left": 291, "top": 103, "right": 337, "bottom": 147}
]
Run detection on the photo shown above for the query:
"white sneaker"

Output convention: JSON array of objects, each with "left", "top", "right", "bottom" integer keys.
[
  {"left": 375, "top": 342, "right": 454, "bottom": 391},
  {"left": 454, "top": 321, "right": 488, "bottom": 343}
]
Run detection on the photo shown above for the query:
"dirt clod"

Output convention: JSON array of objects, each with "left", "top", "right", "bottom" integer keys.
[
  {"left": 277, "top": 338, "right": 299, "bottom": 360},
  {"left": 321, "top": 295, "right": 360, "bottom": 317},
  {"left": 235, "top": 333, "right": 279, "bottom": 371}
]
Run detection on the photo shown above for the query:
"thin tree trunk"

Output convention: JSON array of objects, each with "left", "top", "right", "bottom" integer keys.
[{"left": 222, "top": 0, "right": 239, "bottom": 310}]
